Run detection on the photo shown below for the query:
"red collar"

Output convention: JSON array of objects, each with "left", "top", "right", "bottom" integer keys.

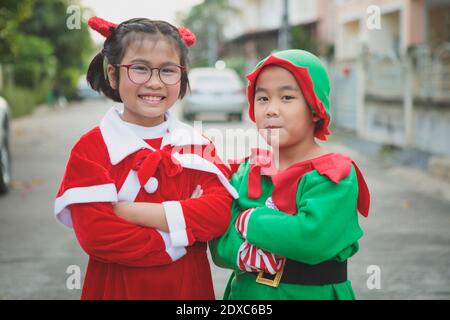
[{"left": 246, "top": 149, "right": 370, "bottom": 217}]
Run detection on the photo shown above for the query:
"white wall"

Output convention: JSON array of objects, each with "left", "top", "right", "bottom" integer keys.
[{"left": 223, "top": 0, "right": 319, "bottom": 40}]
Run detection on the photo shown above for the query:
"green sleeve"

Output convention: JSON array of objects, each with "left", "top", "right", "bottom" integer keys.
[
  {"left": 208, "top": 161, "right": 248, "bottom": 270},
  {"left": 246, "top": 166, "right": 363, "bottom": 265}
]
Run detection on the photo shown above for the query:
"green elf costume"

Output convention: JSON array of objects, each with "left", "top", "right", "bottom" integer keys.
[{"left": 209, "top": 50, "right": 371, "bottom": 300}]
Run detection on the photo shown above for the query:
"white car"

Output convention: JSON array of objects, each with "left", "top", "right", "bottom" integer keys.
[
  {"left": 76, "top": 76, "right": 101, "bottom": 100},
  {"left": 0, "top": 96, "right": 11, "bottom": 194},
  {"left": 182, "top": 67, "right": 247, "bottom": 121}
]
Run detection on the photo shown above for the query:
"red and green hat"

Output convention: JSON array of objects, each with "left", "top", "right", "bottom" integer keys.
[{"left": 246, "top": 49, "right": 331, "bottom": 140}]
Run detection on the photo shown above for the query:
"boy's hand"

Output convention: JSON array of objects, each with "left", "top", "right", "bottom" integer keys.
[{"left": 237, "top": 240, "right": 284, "bottom": 275}]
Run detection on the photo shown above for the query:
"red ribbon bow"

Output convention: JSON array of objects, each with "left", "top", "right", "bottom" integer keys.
[
  {"left": 132, "top": 147, "right": 182, "bottom": 188},
  {"left": 177, "top": 26, "right": 196, "bottom": 47},
  {"left": 87, "top": 16, "right": 118, "bottom": 38}
]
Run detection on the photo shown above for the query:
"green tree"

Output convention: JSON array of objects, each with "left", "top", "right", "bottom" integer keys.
[
  {"left": 19, "top": 0, "right": 93, "bottom": 97},
  {"left": 12, "top": 34, "right": 56, "bottom": 88},
  {"left": 0, "top": 0, "right": 33, "bottom": 61},
  {"left": 290, "top": 26, "right": 318, "bottom": 54}
]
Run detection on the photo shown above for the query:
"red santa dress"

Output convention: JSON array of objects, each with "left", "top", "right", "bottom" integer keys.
[{"left": 54, "top": 108, "right": 238, "bottom": 299}]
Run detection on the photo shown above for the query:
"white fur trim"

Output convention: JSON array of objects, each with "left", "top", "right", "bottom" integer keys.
[
  {"left": 117, "top": 170, "right": 141, "bottom": 201},
  {"left": 172, "top": 152, "right": 239, "bottom": 199},
  {"left": 122, "top": 119, "right": 169, "bottom": 139},
  {"left": 54, "top": 184, "right": 118, "bottom": 228},
  {"left": 162, "top": 201, "right": 189, "bottom": 247},
  {"left": 99, "top": 108, "right": 210, "bottom": 165},
  {"left": 100, "top": 108, "right": 155, "bottom": 165},
  {"left": 161, "top": 114, "right": 210, "bottom": 147},
  {"left": 144, "top": 177, "right": 158, "bottom": 194},
  {"left": 157, "top": 230, "right": 187, "bottom": 261},
  {"left": 99, "top": 108, "right": 238, "bottom": 199}
]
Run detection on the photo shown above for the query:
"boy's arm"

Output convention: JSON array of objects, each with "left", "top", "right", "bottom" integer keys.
[
  {"left": 209, "top": 162, "right": 248, "bottom": 270},
  {"left": 208, "top": 200, "right": 247, "bottom": 270},
  {"left": 237, "top": 167, "right": 364, "bottom": 265}
]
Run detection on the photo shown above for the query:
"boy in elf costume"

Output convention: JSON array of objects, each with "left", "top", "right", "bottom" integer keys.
[{"left": 209, "top": 49, "right": 370, "bottom": 300}]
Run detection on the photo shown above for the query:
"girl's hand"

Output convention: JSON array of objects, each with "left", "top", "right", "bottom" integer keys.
[{"left": 190, "top": 185, "right": 203, "bottom": 198}]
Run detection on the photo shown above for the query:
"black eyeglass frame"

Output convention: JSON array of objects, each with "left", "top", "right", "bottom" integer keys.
[{"left": 114, "top": 63, "right": 185, "bottom": 85}]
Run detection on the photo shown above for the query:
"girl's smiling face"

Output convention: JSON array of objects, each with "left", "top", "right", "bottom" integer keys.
[
  {"left": 108, "top": 36, "right": 181, "bottom": 127},
  {"left": 254, "top": 65, "right": 318, "bottom": 149}
]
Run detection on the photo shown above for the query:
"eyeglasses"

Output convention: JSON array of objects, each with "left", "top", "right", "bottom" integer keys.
[{"left": 114, "top": 63, "right": 184, "bottom": 85}]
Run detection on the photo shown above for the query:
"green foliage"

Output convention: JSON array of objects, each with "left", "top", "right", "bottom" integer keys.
[
  {"left": 0, "top": 0, "right": 95, "bottom": 117},
  {"left": 0, "top": 0, "right": 33, "bottom": 60},
  {"left": 20, "top": 0, "right": 94, "bottom": 81},
  {"left": 12, "top": 34, "right": 56, "bottom": 88},
  {"left": 0, "top": 82, "right": 52, "bottom": 118},
  {"left": 290, "top": 26, "right": 318, "bottom": 54},
  {"left": 60, "top": 67, "right": 82, "bottom": 100}
]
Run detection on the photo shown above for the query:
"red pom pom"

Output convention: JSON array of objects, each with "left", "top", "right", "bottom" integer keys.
[
  {"left": 87, "top": 16, "right": 118, "bottom": 38},
  {"left": 178, "top": 26, "right": 196, "bottom": 47}
]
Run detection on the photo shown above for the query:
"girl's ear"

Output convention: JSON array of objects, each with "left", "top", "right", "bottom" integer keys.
[
  {"left": 312, "top": 115, "right": 321, "bottom": 123},
  {"left": 107, "top": 64, "right": 117, "bottom": 89}
]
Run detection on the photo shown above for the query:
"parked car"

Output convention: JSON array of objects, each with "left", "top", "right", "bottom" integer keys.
[
  {"left": 182, "top": 67, "right": 246, "bottom": 121},
  {"left": 0, "top": 96, "right": 11, "bottom": 194},
  {"left": 76, "top": 75, "right": 101, "bottom": 100}
]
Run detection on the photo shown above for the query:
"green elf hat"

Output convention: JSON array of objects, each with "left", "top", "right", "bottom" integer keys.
[{"left": 246, "top": 49, "right": 331, "bottom": 140}]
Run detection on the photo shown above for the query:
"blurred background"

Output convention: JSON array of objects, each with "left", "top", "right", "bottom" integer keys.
[{"left": 0, "top": 0, "right": 449, "bottom": 300}]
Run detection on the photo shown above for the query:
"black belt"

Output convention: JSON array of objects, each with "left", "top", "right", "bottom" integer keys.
[{"left": 250, "top": 259, "right": 347, "bottom": 287}]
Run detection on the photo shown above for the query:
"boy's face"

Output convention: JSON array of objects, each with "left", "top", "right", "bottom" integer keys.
[
  {"left": 254, "top": 65, "right": 318, "bottom": 148},
  {"left": 107, "top": 37, "right": 181, "bottom": 126}
]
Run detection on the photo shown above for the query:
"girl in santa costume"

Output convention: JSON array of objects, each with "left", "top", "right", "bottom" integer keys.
[
  {"left": 54, "top": 16, "right": 238, "bottom": 300},
  {"left": 209, "top": 49, "right": 371, "bottom": 300}
]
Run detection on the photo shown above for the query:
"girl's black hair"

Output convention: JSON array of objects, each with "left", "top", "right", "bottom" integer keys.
[{"left": 87, "top": 18, "right": 190, "bottom": 102}]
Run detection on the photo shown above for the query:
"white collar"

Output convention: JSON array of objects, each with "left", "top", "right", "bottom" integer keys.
[
  {"left": 122, "top": 117, "right": 169, "bottom": 139},
  {"left": 100, "top": 107, "right": 210, "bottom": 165}
]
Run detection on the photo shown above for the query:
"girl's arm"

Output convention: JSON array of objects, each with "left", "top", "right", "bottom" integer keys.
[
  {"left": 71, "top": 202, "right": 186, "bottom": 267},
  {"left": 57, "top": 144, "right": 185, "bottom": 268},
  {"left": 114, "top": 171, "right": 232, "bottom": 247},
  {"left": 113, "top": 185, "right": 203, "bottom": 232}
]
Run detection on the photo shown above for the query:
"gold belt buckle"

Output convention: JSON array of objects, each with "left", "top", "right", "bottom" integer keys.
[{"left": 255, "top": 259, "right": 285, "bottom": 288}]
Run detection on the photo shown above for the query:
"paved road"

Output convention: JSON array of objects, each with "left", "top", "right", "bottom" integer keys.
[{"left": 0, "top": 99, "right": 449, "bottom": 299}]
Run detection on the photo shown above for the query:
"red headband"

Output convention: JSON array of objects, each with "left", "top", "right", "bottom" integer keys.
[{"left": 87, "top": 16, "right": 196, "bottom": 47}]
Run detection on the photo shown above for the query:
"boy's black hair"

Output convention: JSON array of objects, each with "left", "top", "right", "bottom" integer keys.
[{"left": 87, "top": 18, "right": 190, "bottom": 102}]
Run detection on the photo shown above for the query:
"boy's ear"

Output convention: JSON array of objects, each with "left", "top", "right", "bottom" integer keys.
[{"left": 107, "top": 64, "right": 117, "bottom": 89}]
